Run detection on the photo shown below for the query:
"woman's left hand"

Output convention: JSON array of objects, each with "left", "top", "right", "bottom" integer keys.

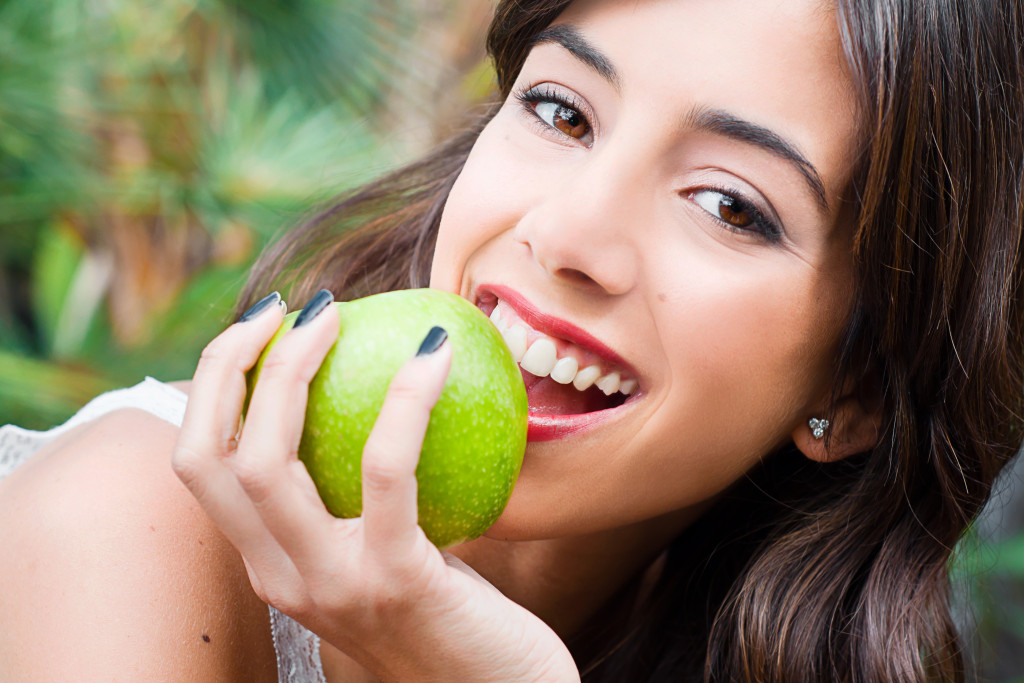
[{"left": 170, "top": 293, "right": 579, "bottom": 682}]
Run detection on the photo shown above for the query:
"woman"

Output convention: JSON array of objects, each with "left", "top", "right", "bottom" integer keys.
[{"left": 1, "top": 0, "right": 1021, "bottom": 680}]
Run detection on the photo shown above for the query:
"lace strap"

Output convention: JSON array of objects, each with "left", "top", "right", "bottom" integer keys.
[{"left": 269, "top": 606, "right": 327, "bottom": 683}]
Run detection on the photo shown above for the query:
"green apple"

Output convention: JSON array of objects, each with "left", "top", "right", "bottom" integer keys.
[{"left": 247, "top": 288, "right": 528, "bottom": 549}]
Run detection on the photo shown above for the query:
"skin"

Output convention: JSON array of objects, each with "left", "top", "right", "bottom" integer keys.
[
  {"left": 435, "top": 0, "right": 876, "bottom": 633},
  {"left": 0, "top": 409, "right": 279, "bottom": 681},
  {"left": 0, "top": 0, "right": 881, "bottom": 680},
  {"left": 437, "top": 0, "right": 862, "bottom": 538}
]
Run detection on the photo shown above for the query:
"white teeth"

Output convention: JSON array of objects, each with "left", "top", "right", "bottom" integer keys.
[
  {"left": 549, "top": 356, "right": 578, "bottom": 384},
  {"left": 486, "top": 300, "right": 638, "bottom": 397},
  {"left": 502, "top": 325, "right": 528, "bottom": 362},
  {"left": 573, "top": 364, "right": 602, "bottom": 391},
  {"left": 595, "top": 372, "right": 621, "bottom": 396},
  {"left": 520, "top": 338, "right": 558, "bottom": 377}
]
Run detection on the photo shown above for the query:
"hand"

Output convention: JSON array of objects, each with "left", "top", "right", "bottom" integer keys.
[{"left": 170, "top": 292, "right": 580, "bottom": 682}]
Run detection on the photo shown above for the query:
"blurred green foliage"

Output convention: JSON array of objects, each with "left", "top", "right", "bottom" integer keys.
[
  {"left": 952, "top": 493, "right": 1024, "bottom": 678},
  {"left": 0, "top": 0, "right": 471, "bottom": 429}
]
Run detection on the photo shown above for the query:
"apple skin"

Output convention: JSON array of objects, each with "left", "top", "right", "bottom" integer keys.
[{"left": 248, "top": 289, "right": 528, "bottom": 549}]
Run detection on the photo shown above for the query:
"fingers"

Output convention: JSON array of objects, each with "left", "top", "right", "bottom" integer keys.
[
  {"left": 172, "top": 291, "right": 306, "bottom": 598},
  {"left": 361, "top": 330, "right": 452, "bottom": 558},
  {"left": 173, "top": 436, "right": 305, "bottom": 596},
  {"left": 171, "top": 305, "right": 578, "bottom": 682},
  {"left": 176, "top": 291, "right": 285, "bottom": 464},
  {"left": 173, "top": 290, "right": 284, "bottom": 529},
  {"left": 232, "top": 290, "right": 345, "bottom": 565},
  {"left": 236, "top": 290, "right": 339, "bottom": 482},
  {"left": 176, "top": 291, "right": 456, "bottom": 622}
]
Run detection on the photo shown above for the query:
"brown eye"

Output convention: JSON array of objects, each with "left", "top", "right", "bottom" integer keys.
[
  {"left": 716, "top": 195, "right": 754, "bottom": 228},
  {"left": 689, "top": 188, "right": 782, "bottom": 242},
  {"left": 534, "top": 101, "right": 591, "bottom": 141},
  {"left": 692, "top": 189, "right": 755, "bottom": 228}
]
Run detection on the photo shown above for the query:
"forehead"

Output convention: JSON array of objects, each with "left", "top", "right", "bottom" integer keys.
[{"left": 546, "top": 0, "right": 861, "bottom": 205}]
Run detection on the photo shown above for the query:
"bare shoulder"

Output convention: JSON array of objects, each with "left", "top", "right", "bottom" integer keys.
[{"left": 0, "top": 408, "right": 277, "bottom": 681}]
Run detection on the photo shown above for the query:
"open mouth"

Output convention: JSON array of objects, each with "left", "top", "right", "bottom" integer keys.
[
  {"left": 519, "top": 368, "right": 631, "bottom": 415},
  {"left": 476, "top": 286, "right": 641, "bottom": 439}
]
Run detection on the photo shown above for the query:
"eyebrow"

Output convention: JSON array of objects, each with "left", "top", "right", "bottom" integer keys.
[
  {"left": 529, "top": 24, "right": 831, "bottom": 215},
  {"left": 684, "top": 107, "right": 830, "bottom": 214},
  {"left": 531, "top": 25, "right": 621, "bottom": 90}
]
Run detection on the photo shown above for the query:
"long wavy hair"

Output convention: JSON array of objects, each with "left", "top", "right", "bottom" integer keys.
[{"left": 240, "top": 1, "right": 1024, "bottom": 680}]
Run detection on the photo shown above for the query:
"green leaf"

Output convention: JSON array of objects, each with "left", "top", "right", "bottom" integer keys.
[{"left": 31, "top": 222, "right": 84, "bottom": 355}]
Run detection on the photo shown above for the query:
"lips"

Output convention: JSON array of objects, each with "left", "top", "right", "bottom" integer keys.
[
  {"left": 489, "top": 302, "right": 639, "bottom": 398},
  {"left": 474, "top": 284, "right": 641, "bottom": 441}
]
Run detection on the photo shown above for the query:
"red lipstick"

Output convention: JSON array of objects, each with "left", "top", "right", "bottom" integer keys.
[
  {"left": 480, "top": 284, "right": 634, "bottom": 372},
  {"left": 525, "top": 406, "right": 632, "bottom": 441},
  {"left": 475, "top": 283, "right": 640, "bottom": 442}
]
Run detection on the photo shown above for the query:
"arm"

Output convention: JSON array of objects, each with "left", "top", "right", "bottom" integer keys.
[
  {"left": 172, "top": 297, "right": 580, "bottom": 683},
  {"left": 0, "top": 409, "right": 277, "bottom": 682}
]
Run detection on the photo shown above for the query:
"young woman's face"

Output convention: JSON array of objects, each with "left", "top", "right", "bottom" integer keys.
[{"left": 431, "top": 0, "right": 861, "bottom": 539}]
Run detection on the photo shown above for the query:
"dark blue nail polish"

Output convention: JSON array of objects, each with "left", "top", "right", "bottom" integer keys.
[
  {"left": 238, "top": 291, "right": 281, "bottom": 323},
  {"left": 293, "top": 289, "right": 334, "bottom": 328},
  {"left": 416, "top": 326, "right": 448, "bottom": 356}
]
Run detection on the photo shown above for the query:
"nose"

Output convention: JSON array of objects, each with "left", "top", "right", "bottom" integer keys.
[{"left": 512, "top": 145, "right": 645, "bottom": 296}]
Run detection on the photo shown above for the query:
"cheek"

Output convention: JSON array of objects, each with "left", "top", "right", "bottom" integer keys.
[
  {"left": 654, "top": 250, "right": 849, "bottom": 452},
  {"left": 591, "top": 266, "right": 846, "bottom": 524},
  {"left": 431, "top": 118, "right": 532, "bottom": 291}
]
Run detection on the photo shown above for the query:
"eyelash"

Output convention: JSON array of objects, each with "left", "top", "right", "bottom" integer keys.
[
  {"left": 512, "top": 83, "right": 594, "bottom": 145},
  {"left": 687, "top": 186, "right": 784, "bottom": 243},
  {"left": 511, "top": 84, "right": 783, "bottom": 243}
]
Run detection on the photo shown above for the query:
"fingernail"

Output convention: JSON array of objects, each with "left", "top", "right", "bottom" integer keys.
[
  {"left": 416, "top": 326, "right": 448, "bottom": 356},
  {"left": 238, "top": 291, "right": 281, "bottom": 323},
  {"left": 292, "top": 289, "right": 334, "bottom": 328}
]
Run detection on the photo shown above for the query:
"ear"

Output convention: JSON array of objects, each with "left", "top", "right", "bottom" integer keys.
[{"left": 792, "top": 380, "right": 883, "bottom": 463}]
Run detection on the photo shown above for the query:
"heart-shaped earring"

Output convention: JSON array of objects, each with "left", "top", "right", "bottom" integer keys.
[{"left": 809, "top": 417, "right": 829, "bottom": 440}]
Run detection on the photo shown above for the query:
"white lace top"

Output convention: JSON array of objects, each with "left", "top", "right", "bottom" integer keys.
[{"left": 0, "top": 377, "right": 327, "bottom": 683}]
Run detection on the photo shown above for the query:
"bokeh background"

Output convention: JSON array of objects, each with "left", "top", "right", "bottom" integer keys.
[
  {"left": 0, "top": 0, "right": 1021, "bottom": 678},
  {"left": 0, "top": 0, "right": 494, "bottom": 426}
]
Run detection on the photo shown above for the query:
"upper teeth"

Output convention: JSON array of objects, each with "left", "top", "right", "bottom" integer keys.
[{"left": 489, "top": 302, "right": 637, "bottom": 397}]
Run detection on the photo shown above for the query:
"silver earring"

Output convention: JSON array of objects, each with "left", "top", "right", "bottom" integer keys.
[{"left": 809, "top": 418, "right": 829, "bottom": 440}]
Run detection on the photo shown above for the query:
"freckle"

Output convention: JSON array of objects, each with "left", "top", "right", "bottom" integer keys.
[
  {"left": 198, "top": 539, "right": 204, "bottom": 546},
  {"left": 202, "top": 634, "right": 211, "bottom": 643},
  {"left": 657, "top": 293, "right": 668, "bottom": 302},
  {"left": 149, "top": 525, "right": 156, "bottom": 532}
]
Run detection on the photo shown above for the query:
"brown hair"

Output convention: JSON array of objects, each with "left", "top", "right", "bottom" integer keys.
[{"left": 240, "top": 1, "right": 1024, "bottom": 680}]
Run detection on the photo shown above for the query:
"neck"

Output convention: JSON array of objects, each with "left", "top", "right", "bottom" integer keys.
[{"left": 450, "top": 507, "right": 699, "bottom": 638}]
